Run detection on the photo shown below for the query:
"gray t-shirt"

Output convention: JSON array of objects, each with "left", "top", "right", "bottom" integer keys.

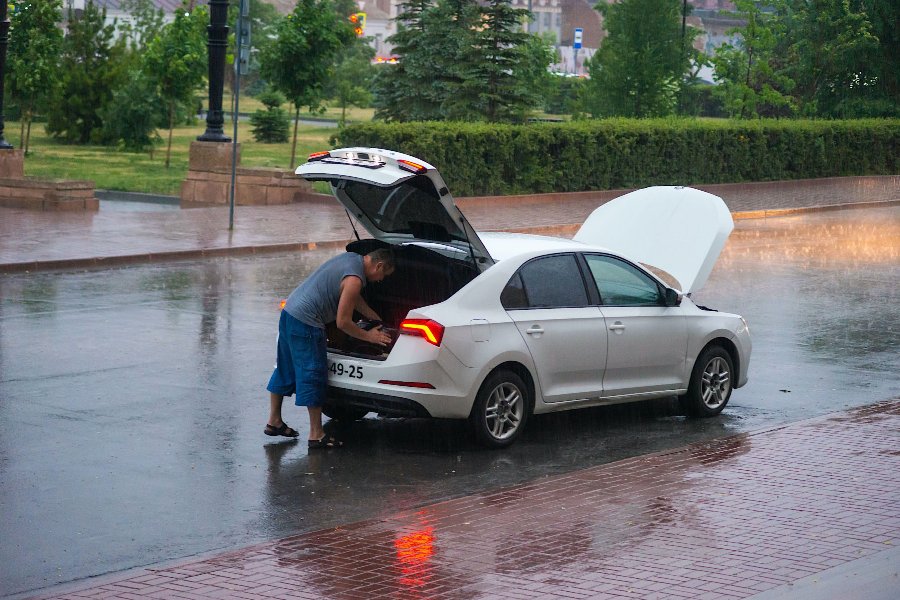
[{"left": 284, "top": 253, "right": 367, "bottom": 328}]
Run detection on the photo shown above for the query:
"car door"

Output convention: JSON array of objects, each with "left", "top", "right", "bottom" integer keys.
[
  {"left": 583, "top": 254, "right": 688, "bottom": 396},
  {"left": 502, "top": 254, "right": 608, "bottom": 403}
]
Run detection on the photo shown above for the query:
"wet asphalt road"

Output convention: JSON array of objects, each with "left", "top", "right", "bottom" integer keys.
[{"left": 1, "top": 206, "right": 898, "bottom": 598}]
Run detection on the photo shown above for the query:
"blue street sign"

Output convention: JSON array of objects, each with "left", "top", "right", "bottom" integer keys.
[{"left": 574, "top": 28, "right": 583, "bottom": 50}]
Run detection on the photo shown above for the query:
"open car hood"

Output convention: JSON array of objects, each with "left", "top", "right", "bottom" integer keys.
[
  {"left": 296, "top": 148, "right": 494, "bottom": 269},
  {"left": 573, "top": 186, "right": 733, "bottom": 294}
]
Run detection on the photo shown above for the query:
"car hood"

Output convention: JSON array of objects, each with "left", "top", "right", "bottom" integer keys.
[
  {"left": 296, "top": 148, "right": 494, "bottom": 269},
  {"left": 573, "top": 186, "right": 733, "bottom": 294}
]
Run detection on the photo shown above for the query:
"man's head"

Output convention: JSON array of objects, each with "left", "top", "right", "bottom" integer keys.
[{"left": 363, "top": 248, "right": 396, "bottom": 282}]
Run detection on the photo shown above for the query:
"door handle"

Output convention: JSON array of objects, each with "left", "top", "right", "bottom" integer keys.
[
  {"left": 526, "top": 325, "right": 544, "bottom": 335},
  {"left": 608, "top": 322, "right": 625, "bottom": 332}
]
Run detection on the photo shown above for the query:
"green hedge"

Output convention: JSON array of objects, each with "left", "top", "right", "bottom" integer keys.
[{"left": 334, "top": 119, "right": 900, "bottom": 196}]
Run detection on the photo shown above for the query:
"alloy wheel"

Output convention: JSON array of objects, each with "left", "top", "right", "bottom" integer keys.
[{"left": 700, "top": 356, "right": 731, "bottom": 409}]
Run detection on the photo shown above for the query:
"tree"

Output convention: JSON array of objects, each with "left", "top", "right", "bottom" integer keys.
[
  {"left": 325, "top": 42, "right": 376, "bottom": 126},
  {"left": 585, "top": 0, "right": 690, "bottom": 117},
  {"left": 250, "top": 89, "right": 290, "bottom": 143},
  {"left": 514, "top": 33, "right": 557, "bottom": 116},
  {"left": 712, "top": 0, "right": 795, "bottom": 117},
  {"left": 118, "top": 0, "right": 166, "bottom": 51},
  {"left": 99, "top": 69, "right": 163, "bottom": 154},
  {"left": 781, "top": 0, "right": 882, "bottom": 117},
  {"left": 8, "top": 0, "right": 63, "bottom": 154},
  {"left": 46, "top": 1, "right": 128, "bottom": 144},
  {"left": 372, "top": 0, "right": 441, "bottom": 121},
  {"left": 259, "top": 0, "right": 355, "bottom": 167},
  {"left": 445, "top": 0, "right": 533, "bottom": 122},
  {"left": 143, "top": 6, "right": 208, "bottom": 167}
]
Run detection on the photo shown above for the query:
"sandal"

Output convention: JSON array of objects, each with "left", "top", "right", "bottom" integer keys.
[
  {"left": 308, "top": 435, "right": 344, "bottom": 449},
  {"left": 265, "top": 422, "right": 299, "bottom": 438}
]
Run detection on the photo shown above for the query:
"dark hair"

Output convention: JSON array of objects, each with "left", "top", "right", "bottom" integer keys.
[{"left": 367, "top": 248, "right": 396, "bottom": 270}]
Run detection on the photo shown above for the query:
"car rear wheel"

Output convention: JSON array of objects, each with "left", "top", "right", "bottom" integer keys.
[
  {"left": 470, "top": 370, "right": 530, "bottom": 448},
  {"left": 323, "top": 405, "right": 369, "bottom": 422},
  {"left": 682, "top": 345, "right": 733, "bottom": 417}
]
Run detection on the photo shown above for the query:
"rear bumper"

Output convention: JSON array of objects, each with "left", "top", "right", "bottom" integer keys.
[{"left": 326, "top": 386, "right": 432, "bottom": 418}]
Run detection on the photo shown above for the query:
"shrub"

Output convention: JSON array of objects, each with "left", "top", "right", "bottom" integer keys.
[
  {"left": 250, "top": 89, "right": 290, "bottom": 143},
  {"left": 336, "top": 119, "right": 900, "bottom": 196}
]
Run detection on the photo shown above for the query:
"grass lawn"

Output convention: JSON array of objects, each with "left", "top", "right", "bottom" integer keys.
[
  {"left": 231, "top": 95, "right": 375, "bottom": 123},
  {"left": 12, "top": 118, "right": 338, "bottom": 196}
]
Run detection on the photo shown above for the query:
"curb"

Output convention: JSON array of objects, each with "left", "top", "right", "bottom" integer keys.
[{"left": 2, "top": 199, "right": 898, "bottom": 275}]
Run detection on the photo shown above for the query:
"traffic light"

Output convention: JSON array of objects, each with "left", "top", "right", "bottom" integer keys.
[{"left": 348, "top": 12, "right": 366, "bottom": 37}]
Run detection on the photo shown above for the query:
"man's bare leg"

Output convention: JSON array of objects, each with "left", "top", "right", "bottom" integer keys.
[
  {"left": 308, "top": 406, "right": 324, "bottom": 442},
  {"left": 268, "top": 392, "right": 286, "bottom": 427}
]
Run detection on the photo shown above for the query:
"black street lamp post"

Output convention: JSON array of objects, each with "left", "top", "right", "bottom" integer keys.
[
  {"left": 198, "top": 0, "right": 232, "bottom": 142},
  {"left": 0, "top": 1, "right": 14, "bottom": 149}
]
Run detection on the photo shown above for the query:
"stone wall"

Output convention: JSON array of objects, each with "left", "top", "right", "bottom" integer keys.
[
  {"left": 0, "top": 149, "right": 98, "bottom": 211},
  {"left": 179, "top": 141, "right": 315, "bottom": 208}
]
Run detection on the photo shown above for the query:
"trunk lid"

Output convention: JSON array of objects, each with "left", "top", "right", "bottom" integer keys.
[
  {"left": 296, "top": 148, "right": 494, "bottom": 269},
  {"left": 573, "top": 186, "right": 733, "bottom": 294}
]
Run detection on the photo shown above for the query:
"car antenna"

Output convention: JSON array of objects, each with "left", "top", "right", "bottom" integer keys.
[{"left": 345, "top": 209, "right": 361, "bottom": 241}]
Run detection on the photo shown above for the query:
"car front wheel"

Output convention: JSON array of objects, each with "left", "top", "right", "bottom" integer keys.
[
  {"left": 683, "top": 345, "right": 734, "bottom": 417},
  {"left": 470, "top": 370, "right": 530, "bottom": 448}
]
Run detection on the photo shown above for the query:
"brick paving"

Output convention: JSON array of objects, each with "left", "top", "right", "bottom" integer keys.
[
  {"left": 1, "top": 176, "right": 897, "bottom": 272},
  {"left": 29, "top": 400, "right": 900, "bottom": 600}
]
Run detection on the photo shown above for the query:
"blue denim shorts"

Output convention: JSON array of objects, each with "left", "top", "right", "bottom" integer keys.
[{"left": 266, "top": 311, "right": 327, "bottom": 407}]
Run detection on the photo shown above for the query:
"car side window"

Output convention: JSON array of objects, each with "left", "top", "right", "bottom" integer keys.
[
  {"left": 585, "top": 254, "right": 662, "bottom": 306},
  {"left": 500, "top": 272, "right": 528, "bottom": 309},
  {"left": 504, "top": 254, "right": 589, "bottom": 309}
]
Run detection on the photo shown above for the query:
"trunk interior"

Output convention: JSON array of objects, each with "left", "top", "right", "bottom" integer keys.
[{"left": 325, "top": 239, "right": 480, "bottom": 359}]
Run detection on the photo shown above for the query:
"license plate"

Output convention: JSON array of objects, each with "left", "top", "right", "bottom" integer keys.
[{"left": 328, "top": 359, "right": 365, "bottom": 380}]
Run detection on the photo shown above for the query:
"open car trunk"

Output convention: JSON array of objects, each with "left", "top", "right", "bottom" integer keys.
[{"left": 324, "top": 239, "right": 480, "bottom": 359}]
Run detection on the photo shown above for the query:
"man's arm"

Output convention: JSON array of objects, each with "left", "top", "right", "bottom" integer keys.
[
  {"left": 354, "top": 295, "right": 380, "bottom": 322},
  {"left": 336, "top": 276, "right": 391, "bottom": 346}
]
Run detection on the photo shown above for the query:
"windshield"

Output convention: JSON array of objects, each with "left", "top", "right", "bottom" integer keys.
[{"left": 340, "top": 176, "right": 465, "bottom": 243}]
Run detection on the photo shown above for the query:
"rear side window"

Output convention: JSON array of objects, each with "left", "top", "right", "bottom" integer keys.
[
  {"left": 342, "top": 177, "right": 460, "bottom": 242},
  {"left": 502, "top": 254, "right": 589, "bottom": 309},
  {"left": 585, "top": 254, "right": 662, "bottom": 306}
]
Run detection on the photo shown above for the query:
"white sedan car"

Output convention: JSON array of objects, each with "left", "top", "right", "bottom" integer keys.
[{"left": 296, "top": 148, "right": 751, "bottom": 448}]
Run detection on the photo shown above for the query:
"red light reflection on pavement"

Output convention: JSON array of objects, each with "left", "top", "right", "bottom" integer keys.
[{"left": 394, "top": 522, "right": 435, "bottom": 590}]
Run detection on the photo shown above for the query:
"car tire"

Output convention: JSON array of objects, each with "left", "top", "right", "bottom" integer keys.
[
  {"left": 683, "top": 345, "right": 734, "bottom": 417},
  {"left": 322, "top": 405, "right": 369, "bottom": 422},
  {"left": 469, "top": 370, "right": 530, "bottom": 449}
]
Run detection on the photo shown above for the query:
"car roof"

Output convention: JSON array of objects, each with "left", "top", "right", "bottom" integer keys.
[{"left": 478, "top": 232, "right": 598, "bottom": 261}]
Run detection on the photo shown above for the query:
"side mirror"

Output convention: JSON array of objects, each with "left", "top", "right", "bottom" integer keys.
[{"left": 664, "top": 288, "right": 682, "bottom": 307}]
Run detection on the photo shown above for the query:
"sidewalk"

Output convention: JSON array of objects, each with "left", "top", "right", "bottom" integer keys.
[
  {"left": 26, "top": 400, "right": 899, "bottom": 600},
  {"left": 1, "top": 176, "right": 898, "bottom": 273}
]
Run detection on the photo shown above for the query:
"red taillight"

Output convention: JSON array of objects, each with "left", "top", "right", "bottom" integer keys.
[
  {"left": 308, "top": 151, "right": 330, "bottom": 161},
  {"left": 399, "top": 319, "right": 444, "bottom": 346},
  {"left": 397, "top": 159, "right": 427, "bottom": 174},
  {"left": 279, "top": 299, "right": 286, "bottom": 309},
  {"left": 378, "top": 380, "right": 435, "bottom": 389}
]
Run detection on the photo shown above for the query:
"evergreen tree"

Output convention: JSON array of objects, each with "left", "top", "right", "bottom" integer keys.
[
  {"left": 250, "top": 89, "right": 290, "bottom": 143},
  {"left": 8, "top": 0, "right": 64, "bottom": 154},
  {"left": 46, "top": 1, "right": 128, "bottom": 143},
  {"left": 372, "top": 0, "right": 439, "bottom": 121},
  {"left": 585, "top": 0, "right": 689, "bottom": 117},
  {"left": 447, "top": 0, "right": 532, "bottom": 122}
]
